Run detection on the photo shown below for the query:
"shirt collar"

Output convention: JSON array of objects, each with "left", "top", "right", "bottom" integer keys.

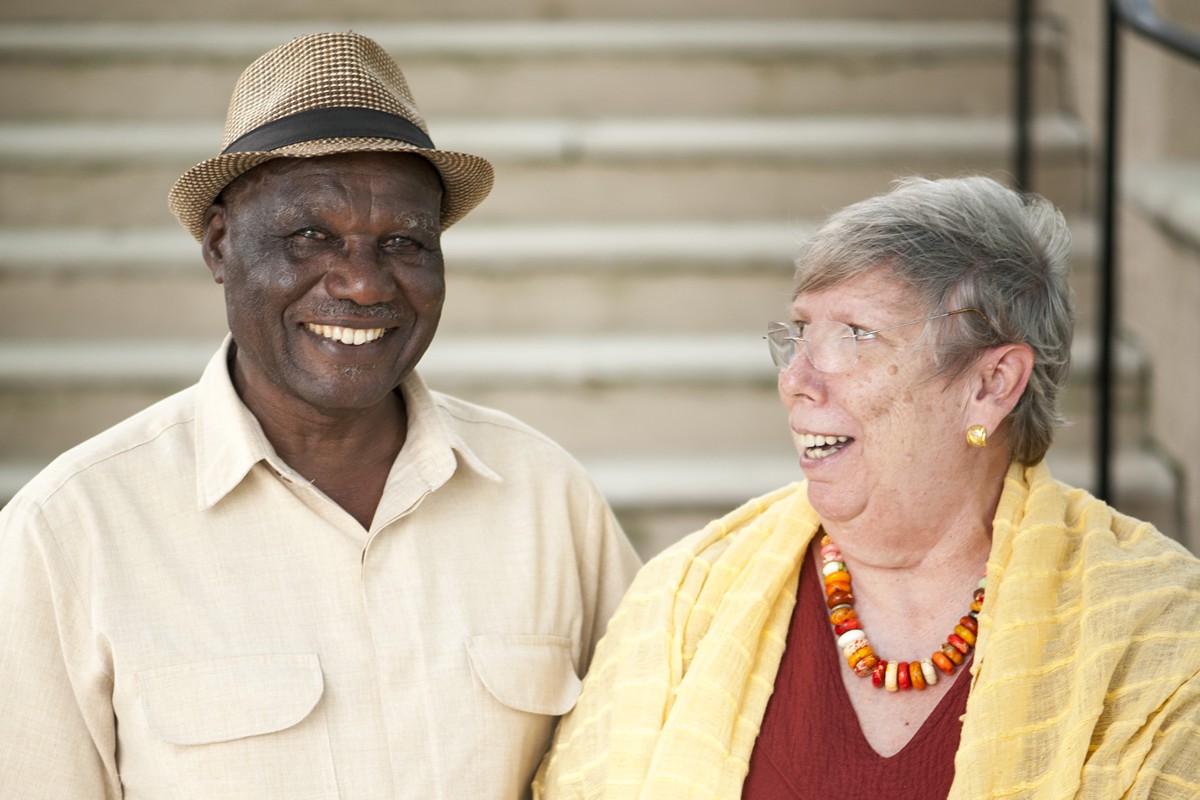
[{"left": 193, "top": 336, "right": 500, "bottom": 512}]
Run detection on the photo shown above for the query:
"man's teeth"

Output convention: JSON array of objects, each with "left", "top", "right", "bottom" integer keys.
[
  {"left": 799, "top": 433, "right": 849, "bottom": 460},
  {"left": 306, "top": 324, "right": 385, "bottom": 346}
]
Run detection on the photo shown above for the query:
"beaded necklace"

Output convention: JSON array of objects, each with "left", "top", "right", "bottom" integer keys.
[{"left": 819, "top": 533, "right": 986, "bottom": 692}]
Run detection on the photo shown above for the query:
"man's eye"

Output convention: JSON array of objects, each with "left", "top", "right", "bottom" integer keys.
[
  {"left": 383, "top": 234, "right": 429, "bottom": 251},
  {"left": 852, "top": 327, "right": 878, "bottom": 340},
  {"left": 296, "top": 228, "right": 326, "bottom": 241}
]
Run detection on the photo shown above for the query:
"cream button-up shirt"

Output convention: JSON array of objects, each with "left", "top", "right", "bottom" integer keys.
[{"left": 0, "top": 338, "right": 641, "bottom": 799}]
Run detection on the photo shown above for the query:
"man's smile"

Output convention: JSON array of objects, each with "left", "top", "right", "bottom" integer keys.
[{"left": 304, "top": 323, "right": 388, "bottom": 346}]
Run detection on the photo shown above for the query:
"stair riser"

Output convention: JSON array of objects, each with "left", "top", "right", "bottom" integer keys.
[
  {"left": 0, "top": 261, "right": 1110, "bottom": 339},
  {"left": 1, "top": 51, "right": 1064, "bottom": 121},
  {"left": 0, "top": 359, "right": 1145, "bottom": 464},
  {"left": 0, "top": 270, "right": 792, "bottom": 338},
  {"left": 0, "top": 0, "right": 1011, "bottom": 24},
  {"left": 0, "top": 159, "right": 1089, "bottom": 228}
]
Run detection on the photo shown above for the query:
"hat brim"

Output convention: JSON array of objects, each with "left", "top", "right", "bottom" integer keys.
[{"left": 168, "top": 137, "right": 494, "bottom": 241}]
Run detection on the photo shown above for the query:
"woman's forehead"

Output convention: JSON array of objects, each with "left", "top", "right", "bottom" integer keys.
[{"left": 792, "top": 269, "right": 922, "bottom": 315}]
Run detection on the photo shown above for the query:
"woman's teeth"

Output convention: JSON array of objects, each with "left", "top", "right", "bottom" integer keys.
[
  {"left": 798, "top": 433, "right": 849, "bottom": 460},
  {"left": 306, "top": 324, "right": 386, "bottom": 346}
]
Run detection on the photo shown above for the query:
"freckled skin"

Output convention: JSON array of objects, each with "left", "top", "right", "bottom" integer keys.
[
  {"left": 778, "top": 270, "right": 975, "bottom": 528},
  {"left": 204, "top": 152, "right": 445, "bottom": 420},
  {"left": 777, "top": 268, "right": 1034, "bottom": 758}
]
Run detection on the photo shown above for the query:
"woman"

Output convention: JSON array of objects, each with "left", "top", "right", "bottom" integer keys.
[{"left": 534, "top": 176, "right": 1200, "bottom": 799}]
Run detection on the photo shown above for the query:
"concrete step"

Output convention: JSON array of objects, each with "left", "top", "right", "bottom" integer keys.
[
  {"left": 0, "top": 442, "right": 1179, "bottom": 559},
  {"left": 0, "top": 20, "right": 1064, "bottom": 121},
  {"left": 599, "top": 445, "right": 1184, "bottom": 556},
  {"left": 0, "top": 331, "right": 1150, "bottom": 464},
  {"left": 0, "top": 0, "right": 1012, "bottom": 25},
  {"left": 0, "top": 213, "right": 1106, "bottom": 340},
  {"left": 0, "top": 221, "right": 801, "bottom": 340},
  {"left": 0, "top": 114, "right": 1090, "bottom": 228}
]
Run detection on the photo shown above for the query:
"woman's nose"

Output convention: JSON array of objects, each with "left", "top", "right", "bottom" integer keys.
[{"left": 777, "top": 346, "right": 824, "bottom": 402}]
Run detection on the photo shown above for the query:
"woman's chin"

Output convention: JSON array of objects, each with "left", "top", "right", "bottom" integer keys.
[{"left": 802, "top": 480, "right": 867, "bottom": 526}]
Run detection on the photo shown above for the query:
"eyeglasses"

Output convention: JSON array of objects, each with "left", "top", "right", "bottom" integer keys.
[{"left": 765, "top": 308, "right": 982, "bottom": 373}]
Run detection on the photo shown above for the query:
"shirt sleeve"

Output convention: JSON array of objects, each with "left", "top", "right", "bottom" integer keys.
[
  {"left": 0, "top": 495, "right": 122, "bottom": 798},
  {"left": 575, "top": 483, "right": 642, "bottom": 674}
]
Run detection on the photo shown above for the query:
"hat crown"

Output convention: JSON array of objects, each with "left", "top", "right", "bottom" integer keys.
[{"left": 220, "top": 32, "right": 429, "bottom": 151}]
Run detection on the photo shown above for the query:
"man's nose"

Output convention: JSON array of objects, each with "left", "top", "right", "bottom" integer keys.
[{"left": 323, "top": 239, "right": 397, "bottom": 306}]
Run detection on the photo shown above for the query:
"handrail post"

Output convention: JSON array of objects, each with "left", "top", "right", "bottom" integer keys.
[
  {"left": 1014, "top": 0, "right": 1034, "bottom": 191},
  {"left": 1096, "top": 3, "right": 1121, "bottom": 502}
]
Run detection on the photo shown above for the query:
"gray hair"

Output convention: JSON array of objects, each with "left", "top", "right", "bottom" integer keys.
[{"left": 793, "top": 175, "right": 1074, "bottom": 465}]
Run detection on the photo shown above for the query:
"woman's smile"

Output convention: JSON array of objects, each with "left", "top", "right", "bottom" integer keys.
[{"left": 794, "top": 431, "right": 853, "bottom": 460}]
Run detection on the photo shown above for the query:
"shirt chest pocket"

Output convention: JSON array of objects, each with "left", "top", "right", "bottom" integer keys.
[
  {"left": 134, "top": 654, "right": 338, "bottom": 800},
  {"left": 465, "top": 634, "right": 583, "bottom": 716}
]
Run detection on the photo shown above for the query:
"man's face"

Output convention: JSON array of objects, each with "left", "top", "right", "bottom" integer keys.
[{"left": 203, "top": 152, "right": 445, "bottom": 418}]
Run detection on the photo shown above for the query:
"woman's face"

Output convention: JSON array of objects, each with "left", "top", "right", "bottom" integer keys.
[{"left": 779, "top": 269, "right": 978, "bottom": 525}]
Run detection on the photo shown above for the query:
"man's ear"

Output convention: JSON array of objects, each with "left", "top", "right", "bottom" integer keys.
[
  {"left": 201, "top": 203, "right": 229, "bottom": 285},
  {"left": 967, "top": 342, "right": 1035, "bottom": 431}
]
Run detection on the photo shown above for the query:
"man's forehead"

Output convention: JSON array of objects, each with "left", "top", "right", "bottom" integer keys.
[
  {"left": 227, "top": 152, "right": 442, "bottom": 196},
  {"left": 222, "top": 153, "right": 444, "bottom": 224}
]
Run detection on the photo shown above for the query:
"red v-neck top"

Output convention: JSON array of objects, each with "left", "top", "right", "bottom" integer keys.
[{"left": 742, "top": 539, "right": 971, "bottom": 799}]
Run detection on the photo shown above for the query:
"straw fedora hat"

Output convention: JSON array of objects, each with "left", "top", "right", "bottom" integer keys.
[{"left": 168, "top": 31, "right": 494, "bottom": 241}]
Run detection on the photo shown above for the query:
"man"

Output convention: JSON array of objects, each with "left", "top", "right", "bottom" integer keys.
[{"left": 0, "top": 32, "right": 640, "bottom": 799}]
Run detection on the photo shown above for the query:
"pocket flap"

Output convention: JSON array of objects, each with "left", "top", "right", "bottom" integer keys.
[
  {"left": 465, "top": 634, "right": 582, "bottom": 716},
  {"left": 137, "top": 653, "right": 324, "bottom": 745}
]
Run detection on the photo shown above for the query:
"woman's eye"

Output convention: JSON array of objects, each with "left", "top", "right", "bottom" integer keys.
[{"left": 852, "top": 327, "right": 877, "bottom": 340}]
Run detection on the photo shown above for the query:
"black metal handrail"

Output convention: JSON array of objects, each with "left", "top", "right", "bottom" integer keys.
[
  {"left": 1096, "top": 1, "right": 1200, "bottom": 501},
  {"left": 1015, "top": 0, "right": 1200, "bottom": 502}
]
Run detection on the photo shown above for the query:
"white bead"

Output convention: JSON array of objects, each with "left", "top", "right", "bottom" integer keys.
[
  {"left": 836, "top": 630, "right": 868, "bottom": 651},
  {"left": 920, "top": 659, "right": 938, "bottom": 686}
]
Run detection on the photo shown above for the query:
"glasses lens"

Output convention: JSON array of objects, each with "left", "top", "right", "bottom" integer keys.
[
  {"left": 803, "top": 321, "right": 857, "bottom": 373},
  {"left": 766, "top": 323, "right": 796, "bottom": 368}
]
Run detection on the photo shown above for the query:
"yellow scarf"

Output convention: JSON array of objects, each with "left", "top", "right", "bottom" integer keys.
[{"left": 534, "top": 462, "right": 1200, "bottom": 799}]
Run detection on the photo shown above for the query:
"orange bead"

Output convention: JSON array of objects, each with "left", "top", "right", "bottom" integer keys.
[
  {"left": 829, "top": 606, "right": 856, "bottom": 626},
  {"left": 824, "top": 581, "right": 851, "bottom": 598},
  {"left": 953, "top": 625, "right": 976, "bottom": 647},
  {"left": 941, "top": 642, "right": 965, "bottom": 665},
  {"left": 854, "top": 655, "right": 878, "bottom": 677},
  {"left": 823, "top": 570, "right": 850, "bottom": 587},
  {"left": 848, "top": 645, "right": 875, "bottom": 670},
  {"left": 931, "top": 651, "right": 955, "bottom": 675},
  {"left": 909, "top": 662, "right": 926, "bottom": 690},
  {"left": 959, "top": 615, "right": 978, "bottom": 634}
]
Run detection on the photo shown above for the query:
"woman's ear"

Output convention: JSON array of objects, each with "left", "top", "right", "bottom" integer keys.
[
  {"left": 201, "top": 203, "right": 228, "bottom": 285},
  {"left": 969, "top": 343, "right": 1035, "bottom": 428}
]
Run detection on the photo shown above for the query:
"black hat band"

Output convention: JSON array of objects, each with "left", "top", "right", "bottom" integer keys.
[{"left": 222, "top": 107, "right": 435, "bottom": 154}]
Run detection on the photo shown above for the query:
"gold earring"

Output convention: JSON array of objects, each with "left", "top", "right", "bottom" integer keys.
[{"left": 966, "top": 425, "right": 987, "bottom": 448}]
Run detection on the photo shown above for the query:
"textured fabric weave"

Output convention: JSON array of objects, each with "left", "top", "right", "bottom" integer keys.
[
  {"left": 533, "top": 461, "right": 1200, "bottom": 799},
  {"left": 168, "top": 32, "right": 494, "bottom": 239},
  {"left": 0, "top": 338, "right": 641, "bottom": 800},
  {"left": 741, "top": 539, "right": 970, "bottom": 798}
]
